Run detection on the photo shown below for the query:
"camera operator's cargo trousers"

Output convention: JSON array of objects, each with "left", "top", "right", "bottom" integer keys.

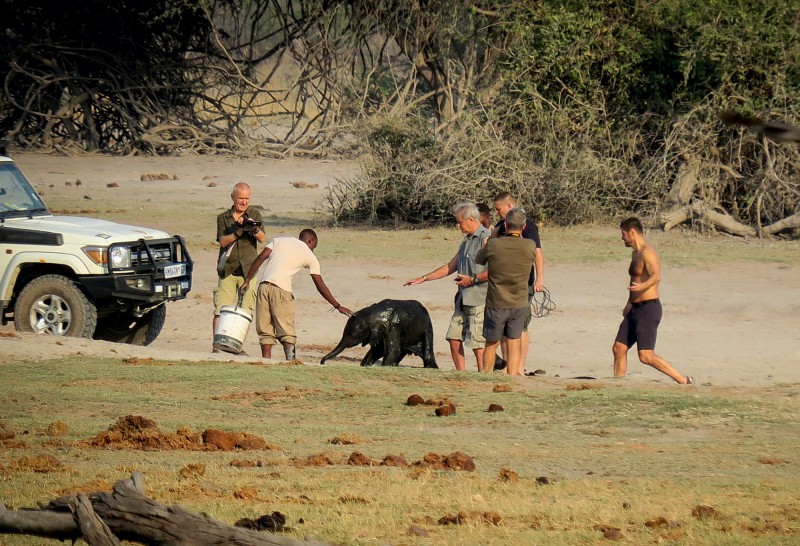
[{"left": 213, "top": 273, "right": 257, "bottom": 315}]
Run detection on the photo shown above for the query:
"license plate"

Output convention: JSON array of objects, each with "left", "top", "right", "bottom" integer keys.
[{"left": 163, "top": 264, "right": 186, "bottom": 279}]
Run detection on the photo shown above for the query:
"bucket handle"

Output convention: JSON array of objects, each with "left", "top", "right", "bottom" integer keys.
[{"left": 235, "top": 289, "right": 244, "bottom": 310}]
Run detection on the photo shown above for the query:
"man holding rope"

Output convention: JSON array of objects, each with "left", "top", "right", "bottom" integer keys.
[{"left": 491, "top": 191, "right": 546, "bottom": 371}]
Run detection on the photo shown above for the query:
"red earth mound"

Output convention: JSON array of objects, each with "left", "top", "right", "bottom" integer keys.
[
  {"left": 438, "top": 511, "right": 502, "bottom": 526},
  {"left": 289, "top": 450, "right": 473, "bottom": 471},
  {"left": 0, "top": 454, "right": 62, "bottom": 474},
  {"left": 414, "top": 451, "right": 475, "bottom": 471},
  {"left": 85, "top": 415, "right": 280, "bottom": 452}
]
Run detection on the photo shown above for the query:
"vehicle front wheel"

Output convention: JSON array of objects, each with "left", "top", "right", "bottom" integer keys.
[
  {"left": 93, "top": 305, "right": 166, "bottom": 346},
  {"left": 14, "top": 274, "right": 97, "bottom": 338}
]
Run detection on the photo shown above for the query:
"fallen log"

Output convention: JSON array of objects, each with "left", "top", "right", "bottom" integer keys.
[
  {"left": 763, "top": 212, "right": 800, "bottom": 235},
  {"left": 0, "top": 472, "right": 328, "bottom": 546},
  {"left": 660, "top": 200, "right": 758, "bottom": 237},
  {"left": 69, "top": 495, "right": 120, "bottom": 546},
  {"left": 662, "top": 201, "right": 799, "bottom": 237},
  {"left": 688, "top": 201, "right": 757, "bottom": 237},
  {"left": 660, "top": 206, "right": 692, "bottom": 232}
]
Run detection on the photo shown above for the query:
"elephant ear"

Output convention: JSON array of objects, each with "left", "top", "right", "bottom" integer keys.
[{"left": 368, "top": 322, "right": 388, "bottom": 349}]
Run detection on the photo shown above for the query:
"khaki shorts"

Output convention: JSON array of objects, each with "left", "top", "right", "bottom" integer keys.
[
  {"left": 445, "top": 304, "right": 485, "bottom": 349},
  {"left": 213, "top": 274, "right": 257, "bottom": 315},
  {"left": 256, "top": 282, "right": 296, "bottom": 346}
]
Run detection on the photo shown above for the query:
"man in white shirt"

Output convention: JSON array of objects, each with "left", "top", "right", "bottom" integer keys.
[{"left": 241, "top": 229, "right": 351, "bottom": 360}]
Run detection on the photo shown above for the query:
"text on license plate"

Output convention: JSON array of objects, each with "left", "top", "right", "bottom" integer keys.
[{"left": 163, "top": 264, "right": 187, "bottom": 279}]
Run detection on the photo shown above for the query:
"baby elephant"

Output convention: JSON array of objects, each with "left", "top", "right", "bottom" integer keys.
[{"left": 321, "top": 299, "right": 438, "bottom": 368}]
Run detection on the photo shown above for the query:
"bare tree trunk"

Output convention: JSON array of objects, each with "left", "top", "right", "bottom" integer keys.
[{"left": 0, "top": 472, "right": 328, "bottom": 546}]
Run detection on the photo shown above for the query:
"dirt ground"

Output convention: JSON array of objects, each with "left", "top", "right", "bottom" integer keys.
[{"left": 2, "top": 152, "right": 799, "bottom": 387}]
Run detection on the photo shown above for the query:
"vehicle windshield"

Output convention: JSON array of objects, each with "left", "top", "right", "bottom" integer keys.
[{"left": 0, "top": 162, "right": 49, "bottom": 218}]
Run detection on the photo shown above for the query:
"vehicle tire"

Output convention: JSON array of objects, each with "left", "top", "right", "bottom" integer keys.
[
  {"left": 93, "top": 305, "right": 166, "bottom": 346},
  {"left": 14, "top": 274, "right": 97, "bottom": 338}
]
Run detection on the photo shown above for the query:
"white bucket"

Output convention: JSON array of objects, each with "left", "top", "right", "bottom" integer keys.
[{"left": 213, "top": 305, "right": 253, "bottom": 354}]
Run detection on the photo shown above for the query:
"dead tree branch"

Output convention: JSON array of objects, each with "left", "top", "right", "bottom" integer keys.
[{"left": 0, "top": 472, "right": 328, "bottom": 546}]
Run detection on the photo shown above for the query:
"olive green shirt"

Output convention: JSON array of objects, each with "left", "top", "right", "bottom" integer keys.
[
  {"left": 475, "top": 235, "right": 536, "bottom": 308},
  {"left": 216, "top": 206, "right": 263, "bottom": 278}
]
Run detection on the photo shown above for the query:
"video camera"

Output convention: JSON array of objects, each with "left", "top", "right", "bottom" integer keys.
[{"left": 241, "top": 215, "right": 262, "bottom": 233}]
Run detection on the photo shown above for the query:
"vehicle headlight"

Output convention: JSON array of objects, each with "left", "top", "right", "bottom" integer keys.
[{"left": 109, "top": 246, "right": 132, "bottom": 268}]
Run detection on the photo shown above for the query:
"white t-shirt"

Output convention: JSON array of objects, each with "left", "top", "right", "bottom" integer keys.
[{"left": 257, "top": 237, "right": 321, "bottom": 293}]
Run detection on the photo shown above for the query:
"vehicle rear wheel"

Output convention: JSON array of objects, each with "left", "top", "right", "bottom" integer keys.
[
  {"left": 14, "top": 274, "right": 97, "bottom": 338},
  {"left": 93, "top": 305, "right": 166, "bottom": 346}
]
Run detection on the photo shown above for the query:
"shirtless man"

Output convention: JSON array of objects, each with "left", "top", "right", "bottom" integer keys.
[{"left": 612, "top": 218, "right": 693, "bottom": 384}]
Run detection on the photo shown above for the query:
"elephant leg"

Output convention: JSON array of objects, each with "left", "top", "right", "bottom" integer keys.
[
  {"left": 382, "top": 349, "right": 402, "bottom": 366},
  {"left": 422, "top": 330, "right": 438, "bottom": 369},
  {"left": 382, "top": 338, "right": 404, "bottom": 367},
  {"left": 359, "top": 347, "right": 375, "bottom": 367},
  {"left": 377, "top": 327, "right": 404, "bottom": 366}
]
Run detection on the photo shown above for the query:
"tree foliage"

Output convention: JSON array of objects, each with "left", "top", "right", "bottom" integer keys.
[
  {"left": 330, "top": 0, "right": 800, "bottom": 233},
  {"left": 0, "top": 0, "right": 222, "bottom": 152}
]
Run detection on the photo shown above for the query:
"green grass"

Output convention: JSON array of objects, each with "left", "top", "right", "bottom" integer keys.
[{"left": 2, "top": 356, "right": 800, "bottom": 544}]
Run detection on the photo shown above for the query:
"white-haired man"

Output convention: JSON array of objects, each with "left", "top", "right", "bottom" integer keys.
[
  {"left": 212, "top": 182, "right": 266, "bottom": 351},
  {"left": 405, "top": 202, "right": 490, "bottom": 371}
]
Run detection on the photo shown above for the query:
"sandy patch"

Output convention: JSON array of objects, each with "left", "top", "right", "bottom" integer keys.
[{"left": 1, "top": 153, "right": 799, "bottom": 387}]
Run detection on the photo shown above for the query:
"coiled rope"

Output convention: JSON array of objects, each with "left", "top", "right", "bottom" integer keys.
[{"left": 530, "top": 287, "right": 556, "bottom": 318}]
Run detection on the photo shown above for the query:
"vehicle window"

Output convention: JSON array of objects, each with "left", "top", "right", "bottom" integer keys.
[{"left": 0, "top": 163, "right": 47, "bottom": 213}]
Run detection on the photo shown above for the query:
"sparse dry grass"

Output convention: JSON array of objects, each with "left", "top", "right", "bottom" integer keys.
[{"left": 2, "top": 357, "right": 799, "bottom": 544}]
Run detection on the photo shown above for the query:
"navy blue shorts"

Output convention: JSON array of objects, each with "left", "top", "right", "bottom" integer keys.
[{"left": 614, "top": 299, "right": 662, "bottom": 351}]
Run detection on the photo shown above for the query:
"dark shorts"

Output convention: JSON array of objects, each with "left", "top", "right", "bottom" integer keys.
[
  {"left": 615, "top": 299, "right": 662, "bottom": 351},
  {"left": 524, "top": 289, "right": 533, "bottom": 330},
  {"left": 483, "top": 307, "right": 527, "bottom": 342}
]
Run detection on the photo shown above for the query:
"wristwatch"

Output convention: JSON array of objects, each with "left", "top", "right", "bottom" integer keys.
[{"left": 471, "top": 275, "right": 478, "bottom": 284}]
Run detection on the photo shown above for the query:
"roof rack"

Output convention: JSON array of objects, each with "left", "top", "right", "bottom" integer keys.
[{"left": 0, "top": 139, "right": 7, "bottom": 156}]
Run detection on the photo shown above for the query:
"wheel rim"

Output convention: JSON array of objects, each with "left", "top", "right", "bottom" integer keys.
[{"left": 29, "top": 294, "right": 72, "bottom": 335}]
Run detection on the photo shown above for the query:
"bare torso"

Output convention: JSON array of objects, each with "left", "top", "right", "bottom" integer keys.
[{"left": 628, "top": 245, "right": 660, "bottom": 302}]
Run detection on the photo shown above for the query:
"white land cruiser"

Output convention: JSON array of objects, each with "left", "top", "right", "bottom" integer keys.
[{"left": 0, "top": 140, "right": 193, "bottom": 345}]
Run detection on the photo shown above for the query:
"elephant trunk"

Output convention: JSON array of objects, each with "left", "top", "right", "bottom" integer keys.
[{"left": 320, "top": 339, "right": 352, "bottom": 365}]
